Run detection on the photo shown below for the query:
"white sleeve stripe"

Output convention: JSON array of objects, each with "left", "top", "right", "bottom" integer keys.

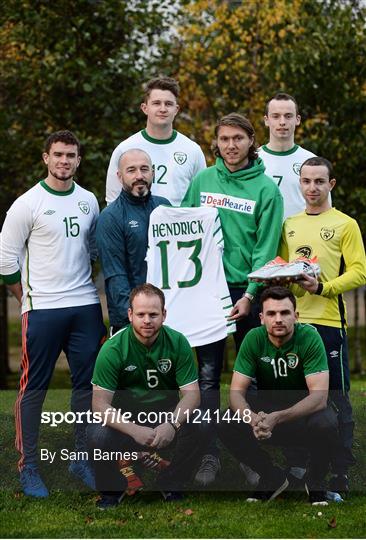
[
  {"left": 92, "top": 383, "right": 115, "bottom": 393},
  {"left": 179, "top": 378, "right": 198, "bottom": 389},
  {"left": 305, "top": 370, "right": 329, "bottom": 377},
  {"left": 233, "top": 370, "right": 253, "bottom": 380}
]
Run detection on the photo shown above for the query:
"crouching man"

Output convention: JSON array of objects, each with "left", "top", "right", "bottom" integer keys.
[
  {"left": 219, "top": 286, "right": 338, "bottom": 505},
  {"left": 88, "top": 283, "right": 202, "bottom": 509}
]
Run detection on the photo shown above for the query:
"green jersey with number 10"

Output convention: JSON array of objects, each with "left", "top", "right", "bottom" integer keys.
[
  {"left": 146, "top": 206, "right": 236, "bottom": 347},
  {"left": 234, "top": 323, "right": 328, "bottom": 395}
]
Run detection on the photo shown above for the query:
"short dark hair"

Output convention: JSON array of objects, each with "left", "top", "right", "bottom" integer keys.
[
  {"left": 129, "top": 283, "right": 165, "bottom": 311},
  {"left": 260, "top": 286, "right": 296, "bottom": 311},
  {"left": 300, "top": 156, "right": 334, "bottom": 179},
  {"left": 44, "top": 130, "right": 81, "bottom": 155},
  {"left": 143, "top": 77, "right": 179, "bottom": 102},
  {"left": 212, "top": 113, "right": 258, "bottom": 161},
  {"left": 265, "top": 92, "right": 299, "bottom": 116}
]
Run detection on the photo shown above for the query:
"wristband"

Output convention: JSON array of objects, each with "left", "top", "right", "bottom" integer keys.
[
  {"left": 242, "top": 292, "right": 255, "bottom": 303},
  {"left": 315, "top": 283, "right": 323, "bottom": 295},
  {"left": 169, "top": 420, "right": 181, "bottom": 432}
]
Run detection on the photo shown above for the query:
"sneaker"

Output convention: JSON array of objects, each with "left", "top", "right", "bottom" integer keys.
[
  {"left": 246, "top": 468, "right": 288, "bottom": 502},
  {"left": 239, "top": 463, "right": 260, "bottom": 487},
  {"left": 138, "top": 451, "right": 171, "bottom": 471},
  {"left": 161, "top": 490, "right": 184, "bottom": 502},
  {"left": 287, "top": 467, "right": 307, "bottom": 491},
  {"left": 248, "top": 257, "right": 320, "bottom": 284},
  {"left": 271, "top": 257, "right": 320, "bottom": 282},
  {"left": 248, "top": 257, "right": 288, "bottom": 282},
  {"left": 194, "top": 454, "right": 221, "bottom": 486},
  {"left": 69, "top": 460, "right": 95, "bottom": 490},
  {"left": 326, "top": 490, "right": 344, "bottom": 503},
  {"left": 308, "top": 490, "right": 329, "bottom": 506},
  {"left": 20, "top": 466, "right": 49, "bottom": 498},
  {"left": 329, "top": 474, "right": 349, "bottom": 493},
  {"left": 96, "top": 492, "right": 125, "bottom": 510},
  {"left": 118, "top": 459, "right": 144, "bottom": 496}
]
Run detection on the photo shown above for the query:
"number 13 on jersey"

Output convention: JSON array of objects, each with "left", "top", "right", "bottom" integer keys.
[{"left": 156, "top": 239, "right": 203, "bottom": 289}]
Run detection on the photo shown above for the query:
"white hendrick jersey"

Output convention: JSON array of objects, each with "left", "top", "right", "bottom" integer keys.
[
  {"left": 146, "top": 206, "right": 236, "bottom": 347},
  {"left": 106, "top": 129, "right": 206, "bottom": 206},
  {"left": 0, "top": 181, "right": 100, "bottom": 313},
  {"left": 258, "top": 144, "right": 316, "bottom": 219}
]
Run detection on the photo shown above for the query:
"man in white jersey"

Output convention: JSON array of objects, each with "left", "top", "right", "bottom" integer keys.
[
  {"left": 0, "top": 131, "right": 106, "bottom": 498},
  {"left": 105, "top": 77, "right": 206, "bottom": 206},
  {"left": 258, "top": 93, "right": 316, "bottom": 219}
]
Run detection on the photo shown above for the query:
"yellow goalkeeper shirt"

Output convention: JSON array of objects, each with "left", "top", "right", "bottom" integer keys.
[{"left": 279, "top": 208, "right": 366, "bottom": 328}]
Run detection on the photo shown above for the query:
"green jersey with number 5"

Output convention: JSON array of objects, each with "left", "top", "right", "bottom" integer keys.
[
  {"left": 234, "top": 323, "right": 328, "bottom": 396},
  {"left": 106, "top": 129, "right": 206, "bottom": 206},
  {"left": 92, "top": 324, "right": 198, "bottom": 413}
]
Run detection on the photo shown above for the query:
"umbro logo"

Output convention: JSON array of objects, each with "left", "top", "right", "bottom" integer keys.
[
  {"left": 260, "top": 356, "right": 272, "bottom": 363},
  {"left": 288, "top": 230, "right": 295, "bottom": 237},
  {"left": 125, "top": 365, "right": 137, "bottom": 371},
  {"left": 44, "top": 210, "right": 55, "bottom": 215},
  {"left": 129, "top": 220, "right": 139, "bottom": 228},
  {"left": 329, "top": 350, "right": 339, "bottom": 358}
]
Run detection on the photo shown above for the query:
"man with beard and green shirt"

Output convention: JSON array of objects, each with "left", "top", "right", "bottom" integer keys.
[
  {"left": 88, "top": 284, "right": 202, "bottom": 509},
  {"left": 220, "top": 286, "right": 338, "bottom": 505},
  {"left": 181, "top": 113, "right": 283, "bottom": 485}
]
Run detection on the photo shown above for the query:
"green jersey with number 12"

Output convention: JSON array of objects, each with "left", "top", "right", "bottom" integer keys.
[
  {"left": 106, "top": 129, "right": 206, "bottom": 206},
  {"left": 146, "top": 206, "right": 236, "bottom": 347}
]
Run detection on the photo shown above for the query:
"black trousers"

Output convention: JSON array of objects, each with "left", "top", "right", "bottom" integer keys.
[
  {"left": 218, "top": 401, "right": 339, "bottom": 490},
  {"left": 194, "top": 289, "right": 260, "bottom": 455},
  {"left": 87, "top": 420, "right": 206, "bottom": 493},
  {"left": 16, "top": 305, "right": 106, "bottom": 469},
  {"left": 313, "top": 324, "right": 355, "bottom": 474}
]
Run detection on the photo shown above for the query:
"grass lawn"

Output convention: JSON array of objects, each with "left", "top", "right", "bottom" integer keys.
[{"left": 0, "top": 379, "right": 365, "bottom": 538}]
